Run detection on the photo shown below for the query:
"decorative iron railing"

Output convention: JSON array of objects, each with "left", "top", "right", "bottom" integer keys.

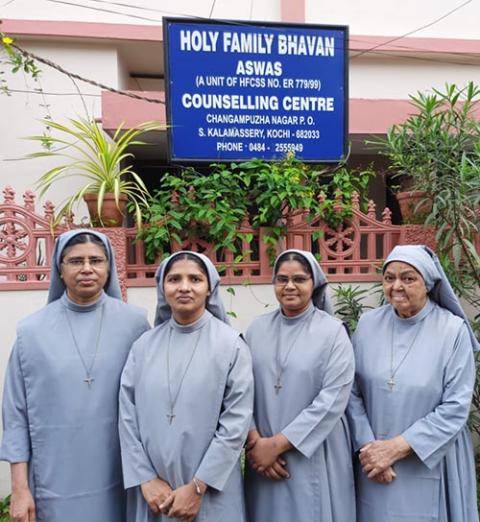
[{"left": 1, "top": 185, "right": 458, "bottom": 293}]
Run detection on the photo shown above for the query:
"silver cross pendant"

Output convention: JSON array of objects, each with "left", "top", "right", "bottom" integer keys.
[
  {"left": 84, "top": 377, "right": 95, "bottom": 387},
  {"left": 274, "top": 380, "right": 282, "bottom": 395}
]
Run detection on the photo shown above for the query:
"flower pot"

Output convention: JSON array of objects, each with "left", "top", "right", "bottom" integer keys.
[
  {"left": 83, "top": 192, "right": 127, "bottom": 227},
  {"left": 395, "top": 191, "right": 432, "bottom": 224}
]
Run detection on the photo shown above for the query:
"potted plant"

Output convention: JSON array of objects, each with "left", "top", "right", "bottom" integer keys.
[
  {"left": 29, "top": 117, "right": 162, "bottom": 227},
  {"left": 379, "top": 126, "right": 431, "bottom": 223},
  {"left": 373, "top": 82, "right": 480, "bottom": 223}
]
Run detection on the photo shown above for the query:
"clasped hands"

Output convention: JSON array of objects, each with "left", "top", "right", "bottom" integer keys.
[
  {"left": 359, "top": 435, "right": 411, "bottom": 484},
  {"left": 246, "top": 430, "right": 292, "bottom": 481},
  {"left": 141, "top": 476, "right": 206, "bottom": 521}
]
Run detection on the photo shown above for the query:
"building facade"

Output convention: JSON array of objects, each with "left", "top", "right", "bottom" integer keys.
[{"left": 0, "top": 0, "right": 479, "bottom": 494}]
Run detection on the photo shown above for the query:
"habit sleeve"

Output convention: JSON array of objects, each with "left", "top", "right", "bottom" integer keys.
[
  {"left": 346, "top": 330, "right": 376, "bottom": 452},
  {"left": 0, "top": 341, "right": 31, "bottom": 463},
  {"left": 244, "top": 330, "right": 257, "bottom": 433},
  {"left": 401, "top": 324, "right": 475, "bottom": 470},
  {"left": 347, "top": 380, "right": 376, "bottom": 452},
  {"left": 118, "top": 346, "right": 158, "bottom": 489},
  {"left": 281, "top": 326, "right": 354, "bottom": 458},
  {"left": 194, "top": 338, "right": 253, "bottom": 491}
]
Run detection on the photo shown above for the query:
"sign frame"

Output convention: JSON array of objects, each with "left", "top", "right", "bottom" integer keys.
[{"left": 163, "top": 17, "right": 349, "bottom": 164}]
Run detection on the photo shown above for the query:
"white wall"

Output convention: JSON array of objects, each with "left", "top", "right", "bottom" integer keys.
[
  {"left": 350, "top": 57, "right": 480, "bottom": 99},
  {"left": 0, "top": 290, "right": 49, "bottom": 495},
  {"left": 0, "top": 41, "right": 121, "bottom": 216},
  {"left": 306, "top": 0, "right": 480, "bottom": 40},
  {"left": 1, "top": 0, "right": 282, "bottom": 23},
  {"left": 4, "top": 0, "right": 479, "bottom": 34}
]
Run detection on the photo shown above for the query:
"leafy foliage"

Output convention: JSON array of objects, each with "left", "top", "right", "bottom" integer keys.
[
  {"left": 233, "top": 155, "right": 321, "bottom": 259},
  {"left": 139, "top": 154, "right": 374, "bottom": 263},
  {"left": 138, "top": 164, "right": 249, "bottom": 262},
  {"left": 1, "top": 33, "right": 41, "bottom": 95},
  {"left": 236, "top": 155, "right": 316, "bottom": 222},
  {"left": 332, "top": 284, "right": 380, "bottom": 333},
  {"left": 410, "top": 88, "right": 480, "bottom": 437},
  {"left": 0, "top": 494, "right": 9, "bottom": 521},
  {"left": 29, "top": 118, "right": 163, "bottom": 227},
  {"left": 374, "top": 82, "right": 480, "bottom": 195},
  {"left": 315, "top": 165, "right": 375, "bottom": 227}
]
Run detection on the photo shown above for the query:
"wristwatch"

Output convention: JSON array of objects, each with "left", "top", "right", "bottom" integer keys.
[{"left": 192, "top": 477, "right": 205, "bottom": 496}]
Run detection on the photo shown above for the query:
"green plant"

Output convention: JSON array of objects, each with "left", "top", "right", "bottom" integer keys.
[
  {"left": 315, "top": 165, "right": 375, "bottom": 227},
  {"left": 476, "top": 454, "right": 480, "bottom": 514},
  {"left": 373, "top": 82, "right": 480, "bottom": 195},
  {"left": 29, "top": 118, "right": 162, "bottom": 227},
  {"left": 138, "top": 164, "right": 248, "bottom": 262},
  {"left": 0, "top": 494, "right": 10, "bottom": 521},
  {"left": 429, "top": 151, "right": 480, "bottom": 292},
  {"left": 237, "top": 155, "right": 317, "bottom": 224},
  {"left": 420, "top": 138, "right": 480, "bottom": 472},
  {"left": 1, "top": 33, "right": 41, "bottom": 95},
  {"left": 139, "top": 155, "right": 374, "bottom": 264},
  {"left": 332, "top": 284, "right": 374, "bottom": 333},
  {"left": 234, "top": 154, "right": 321, "bottom": 259},
  {"left": 139, "top": 155, "right": 318, "bottom": 263}
]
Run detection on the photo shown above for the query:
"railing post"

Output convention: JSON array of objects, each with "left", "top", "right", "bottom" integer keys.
[
  {"left": 399, "top": 225, "right": 438, "bottom": 251},
  {"left": 96, "top": 227, "right": 128, "bottom": 301},
  {"left": 258, "top": 227, "right": 274, "bottom": 277}
]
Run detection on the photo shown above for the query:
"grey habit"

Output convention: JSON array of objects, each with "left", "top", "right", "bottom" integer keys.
[
  {"left": 119, "top": 251, "right": 254, "bottom": 522},
  {"left": 348, "top": 245, "right": 479, "bottom": 522},
  {"left": 245, "top": 249, "right": 356, "bottom": 522},
  {"left": 0, "top": 229, "right": 150, "bottom": 522}
]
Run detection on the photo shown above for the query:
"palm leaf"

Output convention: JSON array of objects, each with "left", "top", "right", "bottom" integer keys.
[{"left": 29, "top": 117, "right": 164, "bottom": 227}]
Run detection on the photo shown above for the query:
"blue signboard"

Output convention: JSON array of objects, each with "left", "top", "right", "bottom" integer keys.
[{"left": 163, "top": 18, "right": 348, "bottom": 162}]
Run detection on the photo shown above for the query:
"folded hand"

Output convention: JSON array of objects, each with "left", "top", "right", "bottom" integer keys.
[
  {"left": 359, "top": 436, "right": 410, "bottom": 478},
  {"left": 160, "top": 483, "right": 203, "bottom": 521},
  {"left": 247, "top": 433, "right": 292, "bottom": 473},
  {"left": 260, "top": 458, "right": 290, "bottom": 481},
  {"left": 369, "top": 466, "right": 396, "bottom": 484},
  {"left": 140, "top": 478, "right": 173, "bottom": 515}
]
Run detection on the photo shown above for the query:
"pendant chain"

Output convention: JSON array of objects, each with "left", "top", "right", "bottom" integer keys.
[
  {"left": 166, "top": 327, "right": 201, "bottom": 424},
  {"left": 64, "top": 304, "right": 105, "bottom": 388},
  {"left": 274, "top": 310, "right": 312, "bottom": 395},
  {"left": 388, "top": 315, "right": 426, "bottom": 391}
]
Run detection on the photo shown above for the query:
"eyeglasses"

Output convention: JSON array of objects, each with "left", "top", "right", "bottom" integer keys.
[
  {"left": 62, "top": 256, "right": 107, "bottom": 269},
  {"left": 274, "top": 275, "right": 312, "bottom": 286}
]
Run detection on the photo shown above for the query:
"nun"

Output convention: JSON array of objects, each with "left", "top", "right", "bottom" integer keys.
[
  {"left": 244, "top": 249, "right": 356, "bottom": 522},
  {"left": 0, "top": 229, "right": 150, "bottom": 522},
  {"left": 119, "top": 251, "right": 253, "bottom": 522},
  {"left": 347, "top": 244, "right": 479, "bottom": 522}
]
